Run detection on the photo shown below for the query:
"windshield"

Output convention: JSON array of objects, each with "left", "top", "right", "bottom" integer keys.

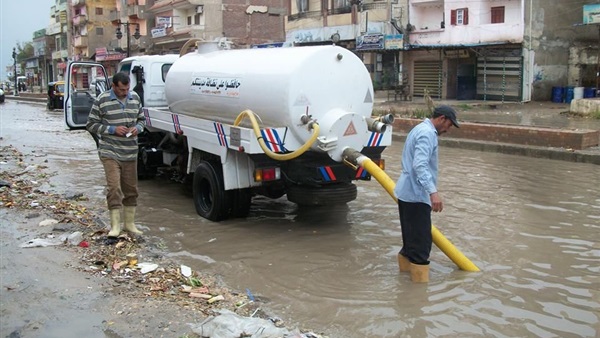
[{"left": 56, "top": 84, "right": 65, "bottom": 93}]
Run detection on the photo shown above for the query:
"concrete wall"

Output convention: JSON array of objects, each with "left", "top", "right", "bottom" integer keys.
[{"left": 526, "top": 0, "right": 599, "bottom": 101}]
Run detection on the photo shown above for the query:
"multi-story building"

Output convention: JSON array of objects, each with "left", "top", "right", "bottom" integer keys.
[
  {"left": 70, "top": 0, "right": 117, "bottom": 64},
  {"left": 47, "top": 0, "right": 70, "bottom": 81},
  {"left": 29, "top": 29, "right": 53, "bottom": 90},
  {"left": 285, "top": 0, "right": 599, "bottom": 102},
  {"left": 146, "top": 0, "right": 287, "bottom": 54}
]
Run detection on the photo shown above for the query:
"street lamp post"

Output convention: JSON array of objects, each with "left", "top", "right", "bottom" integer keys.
[
  {"left": 12, "top": 47, "right": 19, "bottom": 96},
  {"left": 116, "top": 20, "right": 141, "bottom": 57}
]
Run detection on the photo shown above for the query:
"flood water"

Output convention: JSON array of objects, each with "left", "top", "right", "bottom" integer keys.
[{"left": 2, "top": 102, "right": 599, "bottom": 337}]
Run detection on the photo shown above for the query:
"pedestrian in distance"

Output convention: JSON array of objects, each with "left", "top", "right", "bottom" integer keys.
[
  {"left": 394, "top": 105, "right": 460, "bottom": 283},
  {"left": 86, "top": 72, "right": 146, "bottom": 238}
]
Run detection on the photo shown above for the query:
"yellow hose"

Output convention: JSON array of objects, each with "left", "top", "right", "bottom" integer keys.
[
  {"left": 233, "top": 109, "right": 320, "bottom": 161},
  {"left": 359, "top": 157, "right": 480, "bottom": 272}
]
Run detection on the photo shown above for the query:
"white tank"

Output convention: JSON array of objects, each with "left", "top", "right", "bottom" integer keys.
[{"left": 165, "top": 45, "right": 375, "bottom": 161}]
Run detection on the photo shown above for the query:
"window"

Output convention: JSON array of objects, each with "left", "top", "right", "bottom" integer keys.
[
  {"left": 491, "top": 6, "right": 505, "bottom": 24},
  {"left": 296, "top": 0, "right": 308, "bottom": 13},
  {"left": 187, "top": 16, "right": 192, "bottom": 25},
  {"left": 194, "top": 13, "right": 201, "bottom": 25},
  {"left": 450, "top": 8, "right": 469, "bottom": 26},
  {"left": 96, "top": 27, "right": 103, "bottom": 35},
  {"left": 96, "top": 7, "right": 103, "bottom": 15}
]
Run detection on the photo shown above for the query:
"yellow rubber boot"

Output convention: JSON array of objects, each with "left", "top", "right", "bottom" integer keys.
[
  {"left": 397, "top": 254, "right": 411, "bottom": 273},
  {"left": 108, "top": 209, "right": 121, "bottom": 237},
  {"left": 123, "top": 206, "right": 143, "bottom": 235},
  {"left": 410, "top": 263, "right": 429, "bottom": 283}
]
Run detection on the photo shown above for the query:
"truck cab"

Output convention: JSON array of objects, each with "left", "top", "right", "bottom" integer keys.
[{"left": 117, "top": 54, "right": 179, "bottom": 108}]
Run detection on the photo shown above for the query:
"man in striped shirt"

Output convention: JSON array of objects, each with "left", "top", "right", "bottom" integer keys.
[{"left": 87, "top": 72, "right": 146, "bottom": 238}]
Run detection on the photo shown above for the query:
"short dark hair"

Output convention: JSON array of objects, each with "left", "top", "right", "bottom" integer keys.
[{"left": 112, "top": 72, "right": 130, "bottom": 86}]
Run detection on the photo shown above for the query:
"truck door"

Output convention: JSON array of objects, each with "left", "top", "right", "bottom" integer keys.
[{"left": 64, "top": 62, "right": 107, "bottom": 129}]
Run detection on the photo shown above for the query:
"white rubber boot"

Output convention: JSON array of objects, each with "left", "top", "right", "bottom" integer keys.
[
  {"left": 108, "top": 209, "right": 121, "bottom": 237},
  {"left": 123, "top": 206, "right": 143, "bottom": 235}
]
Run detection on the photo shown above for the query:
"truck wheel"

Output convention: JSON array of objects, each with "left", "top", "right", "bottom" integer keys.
[
  {"left": 287, "top": 183, "right": 357, "bottom": 206},
  {"left": 229, "top": 188, "right": 252, "bottom": 218},
  {"left": 193, "top": 161, "right": 229, "bottom": 221}
]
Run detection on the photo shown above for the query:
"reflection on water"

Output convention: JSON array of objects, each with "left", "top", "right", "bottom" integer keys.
[
  {"left": 6, "top": 102, "right": 598, "bottom": 337},
  {"left": 136, "top": 146, "right": 599, "bottom": 338}
]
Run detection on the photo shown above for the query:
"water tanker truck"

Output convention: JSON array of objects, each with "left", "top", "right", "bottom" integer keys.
[{"left": 64, "top": 42, "right": 393, "bottom": 221}]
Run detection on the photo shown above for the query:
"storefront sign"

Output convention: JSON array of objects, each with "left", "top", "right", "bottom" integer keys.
[
  {"left": 356, "top": 34, "right": 384, "bottom": 51},
  {"left": 151, "top": 27, "right": 167, "bottom": 38},
  {"left": 583, "top": 4, "right": 600, "bottom": 24},
  {"left": 384, "top": 34, "right": 403, "bottom": 50}
]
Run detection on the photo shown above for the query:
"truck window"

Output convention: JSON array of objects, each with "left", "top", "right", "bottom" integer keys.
[
  {"left": 162, "top": 64, "right": 172, "bottom": 82},
  {"left": 119, "top": 63, "right": 132, "bottom": 74}
]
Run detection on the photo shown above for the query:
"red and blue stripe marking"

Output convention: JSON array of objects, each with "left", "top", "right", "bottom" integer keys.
[
  {"left": 171, "top": 114, "right": 182, "bottom": 134},
  {"left": 366, "top": 131, "right": 383, "bottom": 147},
  {"left": 355, "top": 167, "right": 368, "bottom": 179},
  {"left": 143, "top": 108, "right": 151, "bottom": 127},
  {"left": 318, "top": 166, "right": 337, "bottom": 182},
  {"left": 214, "top": 122, "right": 228, "bottom": 147},
  {"left": 260, "top": 129, "right": 283, "bottom": 152}
]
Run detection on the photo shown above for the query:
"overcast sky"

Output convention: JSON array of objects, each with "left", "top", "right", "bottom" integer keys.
[{"left": 0, "top": 0, "right": 55, "bottom": 81}]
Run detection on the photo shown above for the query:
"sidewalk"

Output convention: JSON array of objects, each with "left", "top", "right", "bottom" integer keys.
[{"left": 373, "top": 90, "right": 600, "bottom": 165}]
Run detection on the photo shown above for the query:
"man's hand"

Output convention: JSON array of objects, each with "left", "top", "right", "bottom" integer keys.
[
  {"left": 127, "top": 126, "right": 139, "bottom": 137},
  {"left": 114, "top": 126, "right": 139, "bottom": 137},
  {"left": 114, "top": 126, "right": 129, "bottom": 136},
  {"left": 430, "top": 192, "right": 443, "bottom": 212}
]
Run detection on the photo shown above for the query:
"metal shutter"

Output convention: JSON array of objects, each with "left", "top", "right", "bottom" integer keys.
[
  {"left": 413, "top": 60, "right": 442, "bottom": 98},
  {"left": 476, "top": 56, "right": 523, "bottom": 101}
]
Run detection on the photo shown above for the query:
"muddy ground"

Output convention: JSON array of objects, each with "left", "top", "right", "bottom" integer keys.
[{"left": 0, "top": 144, "right": 320, "bottom": 338}]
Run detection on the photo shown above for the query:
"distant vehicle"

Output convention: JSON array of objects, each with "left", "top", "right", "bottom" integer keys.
[
  {"left": 0, "top": 87, "right": 5, "bottom": 103},
  {"left": 47, "top": 81, "right": 66, "bottom": 110}
]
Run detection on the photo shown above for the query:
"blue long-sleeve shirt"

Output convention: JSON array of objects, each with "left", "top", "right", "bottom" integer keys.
[{"left": 394, "top": 118, "right": 438, "bottom": 206}]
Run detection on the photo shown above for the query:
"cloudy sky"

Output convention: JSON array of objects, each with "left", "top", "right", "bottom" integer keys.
[{"left": 0, "top": 0, "right": 55, "bottom": 80}]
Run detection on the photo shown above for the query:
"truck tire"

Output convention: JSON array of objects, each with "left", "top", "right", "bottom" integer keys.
[
  {"left": 229, "top": 188, "right": 252, "bottom": 218},
  {"left": 287, "top": 183, "right": 357, "bottom": 206},
  {"left": 193, "top": 161, "right": 230, "bottom": 221}
]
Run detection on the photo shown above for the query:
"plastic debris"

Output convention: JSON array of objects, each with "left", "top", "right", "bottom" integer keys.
[
  {"left": 67, "top": 231, "right": 84, "bottom": 246},
  {"left": 181, "top": 264, "right": 192, "bottom": 277},
  {"left": 39, "top": 219, "right": 59, "bottom": 226},
  {"left": 19, "top": 237, "right": 64, "bottom": 248},
  {"left": 207, "top": 295, "right": 224, "bottom": 304},
  {"left": 137, "top": 262, "right": 159, "bottom": 274},
  {"left": 191, "top": 309, "right": 291, "bottom": 338},
  {"left": 78, "top": 241, "right": 90, "bottom": 248}
]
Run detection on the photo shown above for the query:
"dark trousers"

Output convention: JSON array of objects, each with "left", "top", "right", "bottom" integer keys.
[{"left": 398, "top": 200, "right": 432, "bottom": 265}]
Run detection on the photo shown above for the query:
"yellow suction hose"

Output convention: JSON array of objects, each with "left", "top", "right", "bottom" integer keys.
[
  {"left": 350, "top": 151, "right": 480, "bottom": 272},
  {"left": 234, "top": 109, "right": 320, "bottom": 161}
]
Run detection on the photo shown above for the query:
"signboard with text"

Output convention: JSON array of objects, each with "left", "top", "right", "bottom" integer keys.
[
  {"left": 583, "top": 4, "right": 600, "bottom": 24},
  {"left": 356, "top": 34, "right": 384, "bottom": 51}
]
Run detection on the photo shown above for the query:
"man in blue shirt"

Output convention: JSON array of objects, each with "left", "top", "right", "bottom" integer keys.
[{"left": 394, "top": 105, "right": 459, "bottom": 283}]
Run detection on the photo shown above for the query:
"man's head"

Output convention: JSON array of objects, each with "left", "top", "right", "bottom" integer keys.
[
  {"left": 431, "top": 105, "right": 459, "bottom": 134},
  {"left": 112, "top": 72, "right": 130, "bottom": 100}
]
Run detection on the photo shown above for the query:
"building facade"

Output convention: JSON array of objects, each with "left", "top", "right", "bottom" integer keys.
[{"left": 33, "top": 0, "right": 597, "bottom": 101}]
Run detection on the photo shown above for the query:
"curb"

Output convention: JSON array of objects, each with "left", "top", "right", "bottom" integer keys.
[{"left": 392, "top": 133, "right": 600, "bottom": 165}]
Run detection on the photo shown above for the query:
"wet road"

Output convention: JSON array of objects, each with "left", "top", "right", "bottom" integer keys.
[{"left": 2, "top": 101, "right": 598, "bottom": 337}]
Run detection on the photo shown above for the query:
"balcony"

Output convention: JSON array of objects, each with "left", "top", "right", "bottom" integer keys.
[
  {"left": 73, "top": 15, "right": 87, "bottom": 26},
  {"left": 411, "top": 0, "right": 441, "bottom": 5},
  {"left": 287, "top": 10, "right": 321, "bottom": 21},
  {"left": 73, "top": 35, "right": 89, "bottom": 47},
  {"left": 127, "top": 5, "right": 146, "bottom": 19},
  {"left": 109, "top": 9, "right": 120, "bottom": 22}
]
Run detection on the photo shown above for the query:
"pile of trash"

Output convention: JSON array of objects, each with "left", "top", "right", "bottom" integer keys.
[{"left": 1, "top": 144, "right": 328, "bottom": 338}]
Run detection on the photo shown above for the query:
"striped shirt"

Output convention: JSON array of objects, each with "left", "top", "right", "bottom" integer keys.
[{"left": 86, "top": 89, "right": 146, "bottom": 161}]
